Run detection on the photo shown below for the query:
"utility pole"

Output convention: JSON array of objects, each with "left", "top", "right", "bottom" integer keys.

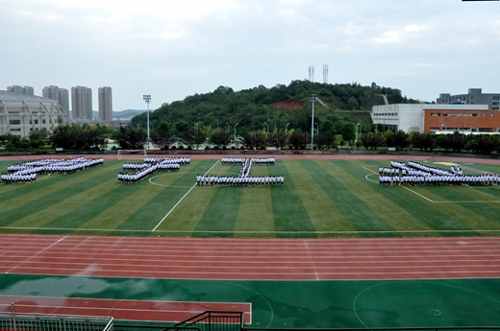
[
  {"left": 142, "top": 94, "right": 152, "bottom": 153},
  {"left": 309, "top": 95, "right": 328, "bottom": 150},
  {"left": 310, "top": 95, "right": 316, "bottom": 150}
]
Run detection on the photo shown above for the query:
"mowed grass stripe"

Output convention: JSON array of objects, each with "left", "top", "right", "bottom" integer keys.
[
  {"left": 158, "top": 162, "right": 222, "bottom": 233},
  {"left": 0, "top": 161, "right": 23, "bottom": 196},
  {"left": 234, "top": 165, "right": 274, "bottom": 236},
  {"left": 269, "top": 161, "right": 316, "bottom": 237},
  {"left": 412, "top": 184, "right": 500, "bottom": 230},
  {"left": 0, "top": 168, "right": 86, "bottom": 206},
  {"left": 363, "top": 160, "right": 492, "bottom": 234},
  {"left": 116, "top": 161, "right": 212, "bottom": 230},
  {"left": 303, "top": 160, "right": 392, "bottom": 232},
  {"left": 7, "top": 165, "right": 122, "bottom": 228},
  {"left": 192, "top": 162, "right": 241, "bottom": 237},
  {"left": 0, "top": 164, "right": 118, "bottom": 227},
  {"left": 288, "top": 161, "right": 355, "bottom": 232},
  {"left": 0, "top": 161, "right": 15, "bottom": 174},
  {"left": 332, "top": 160, "right": 432, "bottom": 231},
  {"left": 41, "top": 167, "right": 147, "bottom": 229}
]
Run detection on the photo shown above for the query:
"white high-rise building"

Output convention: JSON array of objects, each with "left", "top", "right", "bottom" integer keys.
[
  {"left": 71, "top": 86, "right": 92, "bottom": 121},
  {"left": 98, "top": 87, "right": 113, "bottom": 122},
  {"left": 42, "top": 85, "right": 70, "bottom": 115}
]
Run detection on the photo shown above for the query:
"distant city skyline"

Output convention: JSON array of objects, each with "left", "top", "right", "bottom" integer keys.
[{"left": 1, "top": 0, "right": 499, "bottom": 109}]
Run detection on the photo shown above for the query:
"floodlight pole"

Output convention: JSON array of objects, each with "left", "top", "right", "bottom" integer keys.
[
  {"left": 143, "top": 94, "right": 152, "bottom": 153},
  {"left": 310, "top": 95, "right": 316, "bottom": 150}
]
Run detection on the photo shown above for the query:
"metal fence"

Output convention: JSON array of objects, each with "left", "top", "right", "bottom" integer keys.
[
  {"left": 0, "top": 312, "right": 114, "bottom": 331},
  {"left": 168, "top": 311, "right": 243, "bottom": 331}
]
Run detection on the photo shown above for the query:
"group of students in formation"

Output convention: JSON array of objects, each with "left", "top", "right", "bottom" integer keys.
[
  {"left": 221, "top": 157, "right": 276, "bottom": 165},
  {"left": 117, "top": 157, "right": 191, "bottom": 183},
  {"left": 1, "top": 158, "right": 104, "bottom": 184},
  {"left": 197, "top": 157, "right": 284, "bottom": 187},
  {"left": 196, "top": 175, "right": 285, "bottom": 186},
  {"left": 378, "top": 161, "right": 499, "bottom": 186}
]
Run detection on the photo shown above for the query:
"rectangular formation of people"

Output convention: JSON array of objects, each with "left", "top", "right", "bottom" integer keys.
[
  {"left": 1, "top": 158, "right": 104, "bottom": 183},
  {"left": 196, "top": 157, "right": 284, "bottom": 186},
  {"left": 117, "top": 157, "right": 191, "bottom": 183},
  {"left": 379, "top": 161, "right": 500, "bottom": 186}
]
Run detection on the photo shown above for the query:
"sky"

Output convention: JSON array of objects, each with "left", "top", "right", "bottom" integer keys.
[{"left": 1, "top": 0, "right": 499, "bottom": 110}]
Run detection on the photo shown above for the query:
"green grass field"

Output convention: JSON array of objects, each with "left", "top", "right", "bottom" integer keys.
[{"left": 1, "top": 159, "right": 499, "bottom": 237}]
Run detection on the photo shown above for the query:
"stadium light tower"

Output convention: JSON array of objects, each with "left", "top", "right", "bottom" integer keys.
[{"left": 143, "top": 94, "right": 152, "bottom": 151}]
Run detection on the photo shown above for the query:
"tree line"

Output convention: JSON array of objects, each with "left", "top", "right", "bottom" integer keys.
[
  {"left": 2, "top": 124, "right": 500, "bottom": 156},
  {"left": 361, "top": 131, "right": 500, "bottom": 155}
]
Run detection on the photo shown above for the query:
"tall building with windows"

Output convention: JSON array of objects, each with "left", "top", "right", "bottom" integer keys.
[
  {"left": 98, "top": 87, "right": 113, "bottom": 122},
  {"left": 437, "top": 88, "right": 500, "bottom": 110},
  {"left": 0, "top": 91, "right": 66, "bottom": 137},
  {"left": 7, "top": 85, "right": 34, "bottom": 96},
  {"left": 42, "top": 85, "right": 70, "bottom": 115},
  {"left": 71, "top": 86, "right": 93, "bottom": 121}
]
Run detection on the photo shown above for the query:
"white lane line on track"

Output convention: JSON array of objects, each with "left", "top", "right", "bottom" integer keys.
[
  {"left": 151, "top": 160, "right": 219, "bottom": 232},
  {"left": 3, "top": 270, "right": 500, "bottom": 282},
  {"left": 5, "top": 265, "right": 500, "bottom": 280},
  {"left": 5, "top": 235, "right": 67, "bottom": 274}
]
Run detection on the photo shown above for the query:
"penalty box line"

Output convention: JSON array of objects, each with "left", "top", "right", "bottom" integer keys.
[
  {"left": 151, "top": 160, "right": 219, "bottom": 232},
  {"left": 362, "top": 165, "right": 435, "bottom": 203}
]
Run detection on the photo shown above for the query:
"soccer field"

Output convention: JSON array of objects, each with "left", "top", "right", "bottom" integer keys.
[{"left": 0, "top": 159, "right": 499, "bottom": 237}]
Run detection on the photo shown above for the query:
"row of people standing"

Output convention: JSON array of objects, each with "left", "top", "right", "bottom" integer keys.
[
  {"left": 380, "top": 174, "right": 500, "bottom": 186},
  {"left": 196, "top": 175, "right": 284, "bottom": 186}
]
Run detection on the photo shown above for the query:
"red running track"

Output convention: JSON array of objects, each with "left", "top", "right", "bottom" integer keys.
[
  {"left": 0, "top": 295, "right": 252, "bottom": 323},
  {"left": 1, "top": 234, "right": 500, "bottom": 280}
]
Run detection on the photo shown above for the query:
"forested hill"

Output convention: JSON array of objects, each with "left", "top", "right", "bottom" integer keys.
[{"left": 129, "top": 80, "right": 418, "bottom": 146}]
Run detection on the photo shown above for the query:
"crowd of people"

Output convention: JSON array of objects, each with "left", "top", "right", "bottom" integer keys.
[
  {"left": 196, "top": 175, "right": 285, "bottom": 186},
  {"left": 378, "top": 161, "right": 499, "bottom": 186},
  {"left": 117, "top": 157, "right": 190, "bottom": 184},
  {"left": 1, "top": 158, "right": 104, "bottom": 184},
  {"left": 221, "top": 157, "right": 275, "bottom": 165},
  {"left": 198, "top": 157, "right": 283, "bottom": 187}
]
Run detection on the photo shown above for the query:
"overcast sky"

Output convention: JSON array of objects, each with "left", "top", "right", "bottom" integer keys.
[{"left": 1, "top": 0, "right": 499, "bottom": 110}]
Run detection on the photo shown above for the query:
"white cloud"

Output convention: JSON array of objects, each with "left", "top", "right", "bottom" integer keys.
[{"left": 372, "top": 24, "right": 430, "bottom": 45}]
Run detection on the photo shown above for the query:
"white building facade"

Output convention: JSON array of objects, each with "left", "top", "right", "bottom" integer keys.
[
  {"left": 0, "top": 91, "right": 66, "bottom": 137},
  {"left": 371, "top": 104, "right": 489, "bottom": 133}
]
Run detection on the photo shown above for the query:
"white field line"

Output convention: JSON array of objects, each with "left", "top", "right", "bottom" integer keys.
[
  {"left": 148, "top": 176, "right": 192, "bottom": 189},
  {"left": 151, "top": 160, "right": 219, "bottom": 232},
  {"left": 362, "top": 165, "right": 435, "bottom": 203},
  {"left": 6, "top": 235, "right": 67, "bottom": 273},
  {"left": 401, "top": 186, "right": 435, "bottom": 203},
  {"left": 3, "top": 226, "right": 500, "bottom": 234}
]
